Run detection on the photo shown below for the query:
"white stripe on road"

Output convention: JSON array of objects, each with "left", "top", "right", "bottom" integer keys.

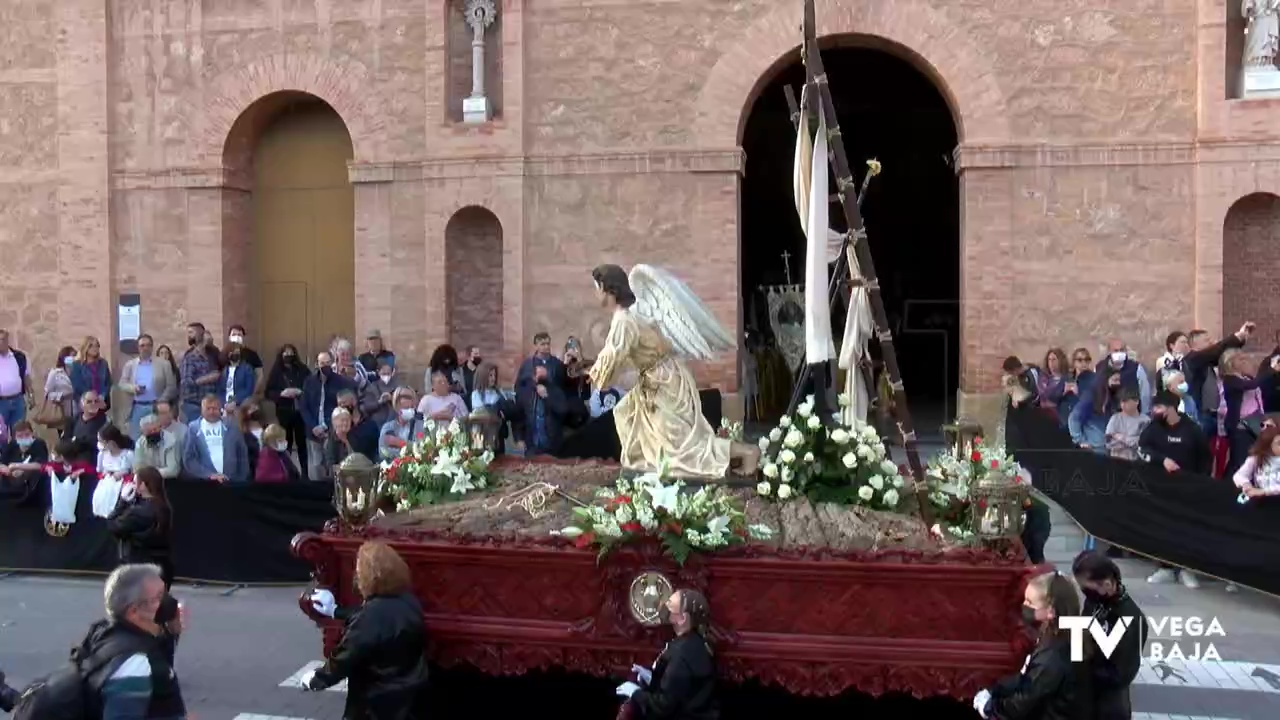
[
  {"left": 278, "top": 661, "right": 347, "bottom": 693},
  {"left": 1134, "top": 658, "right": 1280, "bottom": 693}
]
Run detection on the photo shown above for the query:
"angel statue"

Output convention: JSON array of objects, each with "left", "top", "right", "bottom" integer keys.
[{"left": 588, "top": 264, "right": 762, "bottom": 478}]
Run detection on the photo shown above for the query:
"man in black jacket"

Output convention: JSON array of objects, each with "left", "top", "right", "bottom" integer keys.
[
  {"left": 1139, "top": 391, "right": 1212, "bottom": 475},
  {"left": 1182, "top": 322, "right": 1254, "bottom": 436},
  {"left": 1073, "top": 551, "right": 1146, "bottom": 720},
  {"left": 618, "top": 589, "right": 719, "bottom": 720}
]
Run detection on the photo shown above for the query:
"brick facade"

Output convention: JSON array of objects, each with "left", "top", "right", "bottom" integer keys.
[{"left": 2, "top": 0, "right": 1279, "bottom": 420}]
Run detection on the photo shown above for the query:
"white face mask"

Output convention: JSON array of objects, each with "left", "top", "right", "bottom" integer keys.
[
  {"left": 97, "top": 442, "right": 105, "bottom": 452},
  {"left": 399, "top": 408, "right": 415, "bottom": 422},
  {"left": 1109, "top": 351, "right": 1126, "bottom": 365},
  {"left": 274, "top": 442, "right": 288, "bottom": 453},
  {"left": 250, "top": 428, "right": 263, "bottom": 441},
  {"left": 380, "top": 373, "right": 393, "bottom": 384},
  {"left": 229, "top": 334, "right": 244, "bottom": 344}
]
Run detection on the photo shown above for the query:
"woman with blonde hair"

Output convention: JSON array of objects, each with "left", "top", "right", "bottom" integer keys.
[
  {"left": 973, "top": 571, "right": 1092, "bottom": 719},
  {"left": 256, "top": 423, "right": 300, "bottom": 482},
  {"left": 70, "top": 335, "right": 113, "bottom": 415},
  {"left": 1219, "top": 348, "right": 1280, "bottom": 477},
  {"left": 302, "top": 542, "right": 430, "bottom": 720}
]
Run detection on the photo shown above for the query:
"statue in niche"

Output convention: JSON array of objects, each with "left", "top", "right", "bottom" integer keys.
[{"left": 1243, "top": 0, "right": 1280, "bottom": 70}]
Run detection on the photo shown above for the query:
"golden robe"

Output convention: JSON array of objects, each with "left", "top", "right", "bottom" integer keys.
[{"left": 589, "top": 309, "right": 732, "bottom": 478}]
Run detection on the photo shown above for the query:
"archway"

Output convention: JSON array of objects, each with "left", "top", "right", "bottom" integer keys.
[
  {"left": 741, "top": 38, "right": 960, "bottom": 419},
  {"left": 1223, "top": 193, "right": 1280, "bottom": 342},
  {"left": 227, "top": 92, "right": 356, "bottom": 363},
  {"left": 445, "top": 207, "right": 505, "bottom": 358}
]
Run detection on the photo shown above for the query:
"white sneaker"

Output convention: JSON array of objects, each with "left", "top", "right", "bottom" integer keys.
[
  {"left": 1147, "top": 568, "right": 1177, "bottom": 584},
  {"left": 1179, "top": 571, "right": 1201, "bottom": 589}
]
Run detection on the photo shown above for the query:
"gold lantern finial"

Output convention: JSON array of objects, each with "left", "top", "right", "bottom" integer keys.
[{"left": 334, "top": 453, "right": 383, "bottom": 528}]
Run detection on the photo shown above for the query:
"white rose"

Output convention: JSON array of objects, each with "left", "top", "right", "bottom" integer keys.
[
  {"left": 893, "top": 475, "right": 905, "bottom": 488},
  {"left": 803, "top": 452, "right": 815, "bottom": 463},
  {"left": 807, "top": 415, "right": 821, "bottom": 429},
  {"left": 769, "top": 428, "right": 783, "bottom": 442},
  {"left": 763, "top": 463, "right": 779, "bottom": 478},
  {"left": 615, "top": 504, "right": 634, "bottom": 523},
  {"left": 857, "top": 485, "right": 874, "bottom": 501},
  {"left": 830, "top": 428, "right": 850, "bottom": 445},
  {"left": 838, "top": 393, "right": 850, "bottom": 407},
  {"left": 779, "top": 415, "right": 792, "bottom": 428},
  {"left": 882, "top": 488, "right": 900, "bottom": 507},
  {"left": 784, "top": 429, "right": 804, "bottom": 448},
  {"left": 781, "top": 466, "right": 794, "bottom": 483},
  {"left": 780, "top": 449, "right": 796, "bottom": 464},
  {"left": 880, "top": 460, "right": 898, "bottom": 476},
  {"left": 797, "top": 403, "right": 812, "bottom": 418},
  {"left": 869, "top": 475, "right": 884, "bottom": 490},
  {"left": 756, "top": 481, "right": 772, "bottom": 496},
  {"left": 758, "top": 435, "right": 771, "bottom": 451},
  {"left": 777, "top": 483, "right": 793, "bottom": 499},
  {"left": 842, "top": 452, "right": 856, "bottom": 469},
  {"left": 856, "top": 445, "right": 873, "bottom": 460}
]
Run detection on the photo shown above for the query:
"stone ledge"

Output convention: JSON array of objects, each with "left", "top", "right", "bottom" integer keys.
[
  {"left": 112, "top": 167, "right": 249, "bottom": 191},
  {"left": 957, "top": 139, "right": 1280, "bottom": 170}
]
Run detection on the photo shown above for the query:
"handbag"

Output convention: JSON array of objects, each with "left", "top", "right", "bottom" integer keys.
[
  {"left": 33, "top": 395, "right": 65, "bottom": 429},
  {"left": 48, "top": 469, "right": 80, "bottom": 525}
]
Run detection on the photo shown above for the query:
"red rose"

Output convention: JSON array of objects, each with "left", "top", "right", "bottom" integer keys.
[
  {"left": 974, "top": 436, "right": 983, "bottom": 445},
  {"left": 574, "top": 531, "right": 596, "bottom": 549},
  {"left": 1013, "top": 474, "right": 1023, "bottom": 484},
  {"left": 990, "top": 460, "right": 999, "bottom": 469},
  {"left": 621, "top": 522, "right": 643, "bottom": 533},
  {"left": 616, "top": 495, "right": 632, "bottom": 505},
  {"left": 970, "top": 450, "right": 982, "bottom": 462},
  {"left": 977, "top": 499, "right": 988, "bottom": 509},
  {"left": 416, "top": 432, "right": 425, "bottom": 440}
]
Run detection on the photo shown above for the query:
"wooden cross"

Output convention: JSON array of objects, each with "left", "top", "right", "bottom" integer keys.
[{"left": 780, "top": 250, "right": 793, "bottom": 284}]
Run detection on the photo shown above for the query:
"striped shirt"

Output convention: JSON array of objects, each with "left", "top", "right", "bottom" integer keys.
[{"left": 100, "top": 653, "right": 183, "bottom": 720}]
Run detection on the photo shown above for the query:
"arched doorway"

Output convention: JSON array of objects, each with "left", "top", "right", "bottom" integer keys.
[
  {"left": 445, "top": 206, "right": 505, "bottom": 357},
  {"left": 1223, "top": 193, "right": 1280, "bottom": 342},
  {"left": 740, "top": 38, "right": 960, "bottom": 420},
  {"left": 227, "top": 92, "right": 355, "bottom": 363}
]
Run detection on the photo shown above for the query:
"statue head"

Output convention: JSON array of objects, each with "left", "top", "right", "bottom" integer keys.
[{"left": 591, "top": 264, "right": 636, "bottom": 309}]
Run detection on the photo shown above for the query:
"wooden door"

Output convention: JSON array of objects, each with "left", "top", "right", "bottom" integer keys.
[{"left": 251, "top": 98, "right": 355, "bottom": 364}]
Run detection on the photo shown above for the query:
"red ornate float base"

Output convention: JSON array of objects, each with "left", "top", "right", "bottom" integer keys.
[{"left": 292, "top": 469, "right": 1042, "bottom": 700}]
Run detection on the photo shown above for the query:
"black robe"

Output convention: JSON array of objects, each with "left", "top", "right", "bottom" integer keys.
[{"left": 629, "top": 632, "right": 719, "bottom": 720}]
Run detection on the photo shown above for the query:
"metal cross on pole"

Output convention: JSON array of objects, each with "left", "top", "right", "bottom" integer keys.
[
  {"left": 780, "top": 250, "right": 793, "bottom": 284},
  {"left": 788, "top": 0, "right": 933, "bottom": 526}
]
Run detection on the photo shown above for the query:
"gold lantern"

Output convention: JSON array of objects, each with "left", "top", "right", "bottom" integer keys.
[
  {"left": 968, "top": 468, "right": 1029, "bottom": 541},
  {"left": 942, "top": 418, "right": 984, "bottom": 460},
  {"left": 466, "top": 406, "right": 501, "bottom": 453},
  {"left": 334, "top": 453, "right": 385, "bottom": 528}
]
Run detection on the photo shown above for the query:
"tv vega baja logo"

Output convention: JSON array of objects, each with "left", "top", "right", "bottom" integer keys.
[{"left": 1060, "top": 616, "right": 1225, "bottom": 662}]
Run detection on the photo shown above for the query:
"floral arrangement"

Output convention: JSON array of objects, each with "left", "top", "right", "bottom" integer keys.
[
  {"left": 382, "top": 419, "right": 495, "bottom": 510},
  {"left": 754, "top": 395, "right": 906, "bottom": 510},
  {"left": 553, "top": 460, "right": 773, "bottom": 564},
  {"left": 924, "top": 437, "right": 1026, "bottom": 541},
  {"left": 717, "top": 418, "right": 744, "bottom": 442}
]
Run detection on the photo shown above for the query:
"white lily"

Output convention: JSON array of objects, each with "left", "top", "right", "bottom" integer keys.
[
  {"left": 650, "top": 482, "right": 680, "bottom": 513},
  {"left": 707, "top": 515, "right": 731, "bottom": 537}
]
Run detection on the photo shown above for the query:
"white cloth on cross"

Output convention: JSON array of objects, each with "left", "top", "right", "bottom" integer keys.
[
  {"left": 792, "top": 93, "right": 836, "bottom": 364},
  {"left": 838, "top": 245, "right": 874, "bottom": 424}
]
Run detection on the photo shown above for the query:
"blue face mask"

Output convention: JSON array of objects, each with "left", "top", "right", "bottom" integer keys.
[
  {"left": 16, "top": 437, "right": 33, "bottom": 448},
  {"left": 1176, "top": 381, "right": 1189, "bottom": 394}
]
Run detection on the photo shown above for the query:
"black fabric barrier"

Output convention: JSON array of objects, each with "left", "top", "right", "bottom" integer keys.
[
  {"left": 0, "top": 478, "right": 334, "bottom": 584},
  {"left": 1004, "top": 403, "right": 1280, "bottom": 596},
  {"left": 559, "top": 389, "right": 723, "bottom": 460}
]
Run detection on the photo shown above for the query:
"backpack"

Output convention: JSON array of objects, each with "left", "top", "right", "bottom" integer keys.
[{"left": 13, "top": 637, "right": 136, "bottom": 720}]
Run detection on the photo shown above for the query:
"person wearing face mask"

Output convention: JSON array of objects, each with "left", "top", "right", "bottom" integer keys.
[
  {"left": 365, "top": 360, "right": 408, "bottom": 426},
  {"left": 266, "top": 344, "right": 311, "bottom": 479},
  {"left": 0, "top": 420, "right": 50, "bottom": 502},
  {"left": 379, "top": 388, "right": 423, "bottom": 461},
  {"left": 255, "top": 423, "right": 301, "bottom": 482},
  {"left": 615, "top": 588, "right": 718, "bottom": 720},
  {"left": 1072, "top": 551, "right": 1146, "bottom": 720},
  {"left": 240, "top": 408, "right": 266, "bottom": 480},
  {"left": 358, "top": 329, "right": 396, "bottom": 375},
  {"left": 226, "top": 324, "right": 265, "bottom": 396},
  {"left": 133, "top": 414, "right": 180, "bottom": 480},
  {"left": 300, "top": 352, "right": 355, "bottom": 481},
  {"left": 69, "top": 390, "right": 110, "bottom": 464},
  {"left": 219, "top": 343, "right": 258, "bottom": 415},
  {"left": 335, "top": 389, "right": 380, "bottom": 462},
  {"left": 1138, "top": 391, "right": 1212, "bottom": 588},
  {"left": 973, "top": 572, "right": 1091, "bottom": 720},
  {"left": 1093, "top": 339, "right": 1151, "bottom": 414},
  {"left": 300, "top": 542, "right": 429, "bottom": 719}
]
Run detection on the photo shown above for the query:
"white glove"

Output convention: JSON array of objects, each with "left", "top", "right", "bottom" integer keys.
[
  {"left": 310, "top": 589, "right": 337, "bottom": 618},
  {"left": 631, "top": 664, "right": 653, "bottom": 686},
  {"left": 973, "top": 689, "right": 992, "bottom": 718},
  {"left": 300, "top": 668, "right": 319, "bottom": 691},
  {"left": 616, "top": 681, "right": 640, "bottom": 698},
  {"left": 120, "top": 482, "right": 137, "bottom": 502}
]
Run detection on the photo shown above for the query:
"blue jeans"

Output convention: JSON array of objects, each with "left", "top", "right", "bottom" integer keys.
[
  {"left": 128, "top": 401, "right": 156, "bottom": 439},
  {"left": 0, "top": 395, "right": 26, "bottom": 430}
]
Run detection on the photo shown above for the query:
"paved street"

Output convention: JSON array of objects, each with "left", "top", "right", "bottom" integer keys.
[{"left": 1, "top": 494, "right": 1278, "bottom": 719}]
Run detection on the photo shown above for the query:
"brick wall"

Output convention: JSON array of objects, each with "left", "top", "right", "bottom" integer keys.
[
  {"left": 446, "top": 206, "right": 505, "bottom": 360},
  {"left": 1223, "top": 193, "right": 1280, "bottom": 346}
]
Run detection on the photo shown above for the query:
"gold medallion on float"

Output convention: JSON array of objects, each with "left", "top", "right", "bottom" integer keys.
[
  {"left": 628, "top": 571, "right": 673, "bottom": 626},
  {"left": 44, "top": 510, "right": 70, "bottom": 538}
]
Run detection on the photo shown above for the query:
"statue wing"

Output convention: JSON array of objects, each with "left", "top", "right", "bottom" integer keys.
[{"left": 628, "top": 264, "right": 733, "bottom": 361}]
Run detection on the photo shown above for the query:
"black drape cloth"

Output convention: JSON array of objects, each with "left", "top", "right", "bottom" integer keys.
[
  {"left": 558, "top": 389, "right": 723, "bottom": 460},
  {"left": 1005, "top": 402, "right": 1280, "bottom": 596},
  {"left": 0, "top": 479, "right": 334, "bottom": 584}
]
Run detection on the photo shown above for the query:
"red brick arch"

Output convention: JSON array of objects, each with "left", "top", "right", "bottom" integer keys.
[
  {"left": 693, "top": 0, "right": 1010, "bottom": 148},
  {"left": 188, "top": 53, "right": 388, "bottom": 166},
  {"left": 1222, "top": 192, "right": 1280, "bottom": 344}
]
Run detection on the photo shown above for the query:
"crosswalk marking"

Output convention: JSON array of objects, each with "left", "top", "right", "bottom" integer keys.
[
  {"left": 278, "top": 661, "right": 347, "bottom": 693},
  {"left": 1134, "top": 658, "right": 1280, "bottom": 694}
]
